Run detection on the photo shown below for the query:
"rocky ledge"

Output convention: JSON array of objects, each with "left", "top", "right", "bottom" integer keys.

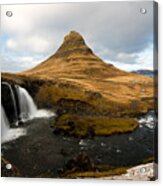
[{"left": 102, "top": 163, "right": 157, "bottom": 181}]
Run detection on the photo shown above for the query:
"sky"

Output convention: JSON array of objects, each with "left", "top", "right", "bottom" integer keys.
[{"left": 0, "top": 1, "right": 154, "bottom": 72}]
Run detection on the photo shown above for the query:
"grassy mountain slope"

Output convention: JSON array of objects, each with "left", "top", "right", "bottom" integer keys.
[{"left": 1, "top": 31, "right": 155, "bottom": 136}]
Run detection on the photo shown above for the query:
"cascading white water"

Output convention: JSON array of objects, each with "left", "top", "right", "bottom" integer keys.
[
  {"left": 138, "top": 110, "right": 157, "bottom": 129},
  {"left": 1, "top": 84, "right": 55, "bottom": 143},
  {"left": 1, "top": 105, "right": 26, "bottom": 144},
  {"left": 1, "top": 105, "right": 10, "bottom": 142},
  {"left": 16, "top": 85, "right": 55, "bottom": 120},
  {"left": 16, "top": 86, "right": 37, "bottom": 120}
]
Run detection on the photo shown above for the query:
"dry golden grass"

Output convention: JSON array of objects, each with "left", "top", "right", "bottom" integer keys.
[{"left": 63, "top": 167, "right": 127, "bottom": 178}]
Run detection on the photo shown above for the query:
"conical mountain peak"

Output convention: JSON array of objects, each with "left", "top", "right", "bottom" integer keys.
[
  {"left": 24, "top": 31, "right": 122, "bottom": 76},
  {"left": 63, "top": 31, "right": 85, "bottom": 43},
  {"left": 53, "top": 31, "right": 95, "bottom": 59}
]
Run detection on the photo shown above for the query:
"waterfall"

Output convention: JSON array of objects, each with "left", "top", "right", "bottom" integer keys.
[
  {"left": 1, "top": 82, "right": 55, "bottom": 143},
  {"left": 1, "top": 105, "right": 10, "bottom": 142},
  {"left": 1, "top": 105, "right": 26, "bottom": 144},
  {"left": 2, "top": 82, "right": 18, "bottom": 121},
  {"left": 2, "top": 82, "right": 54, "bottom": 123},
  {"left": 16, "top": 86, "right": 37, "bottom": 121}
]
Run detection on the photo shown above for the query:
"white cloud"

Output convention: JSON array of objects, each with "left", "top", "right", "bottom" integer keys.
[
  {"left": 105, "top": 44, "right": 153, "bottom": 71},
  {"left": 6, "top": 39, "right": 18, "bottom": 50},
  {"left": 6, "top": 36, "right": 51, "bottom": 53},
  {"left": 116, "top": 52, "right": 137, "bottom": 64},
  {"left": 0, "top": 52, "right": 47, "bottom": 72},
  {"left": 1, "top": 1, "right": 154, "bottom": 72}
]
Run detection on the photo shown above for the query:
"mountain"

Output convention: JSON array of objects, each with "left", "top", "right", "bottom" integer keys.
[
  {"left": 2, "top": 31, "right": 155, "bottom": 124},
  {"left": 22, "top": 31, "right": 127, "bottom": 79},
  {"left": 131, "top": 70, "right": 157, "bottom": 77}
]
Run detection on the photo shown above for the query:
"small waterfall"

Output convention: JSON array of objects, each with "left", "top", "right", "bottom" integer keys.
[
  {"left": 2, "top": 82, "right": 18, "bottom": 122},
  {"left": 1, "top": 82, "right": 55, "bottom": 143},
  {"left": 1, "top": 105, "right": 26, "bottom": 144},
  {"left": 1, "top": 105, "right": 10, "bottom": 142},
  {"left": 138, "top": 110, "right": 157, "bottom": 129},
  {"left": 16, "top": 86, "right": 37, "bottom": 120}
]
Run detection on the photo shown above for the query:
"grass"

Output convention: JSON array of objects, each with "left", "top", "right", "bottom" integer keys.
[
  {"left": 141, "top": 156, "right": 155, "bottom": 164},
  {"left": 63, "top": 167, "right": 127, "bottom": 178},
  {"left": 61, "top": 154, "right": 155, "bottom": 178},
  {"left": 36, "top": 83, "right": 151, "bottom": 116},
  {"left": 54, "top": 114, "right": 139, "bottom": 138},
  {"left": 1, "top": 66, "right": 154, "bottom": 118}
]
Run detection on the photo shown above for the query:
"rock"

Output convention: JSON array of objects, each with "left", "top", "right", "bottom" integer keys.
[
  {"left": 85, "top": 91, "right": 102, "bottom": 99},
  {"left": 128, "top": 136, "right": 133, "bottom": 141},
  {"left": 116, "top": 149, "right": 122, "bottom": 153},
  {"left": 65, "top": 153, "right": 94, "bottom": 172},
  {"left": 79, "top": 139, "right": 87, "bottom": 146},
  {"left": 1, "top": 157, "right": 20, "bottom": 177},
  {"left": 100, "top": 142, "right": 106, "bottom": 147},
  {"left": 60, "top": 149, "right": 68, "bottom": 156},
  {"left": 101, "top": 163, "right": 157, "bottom": 181}
]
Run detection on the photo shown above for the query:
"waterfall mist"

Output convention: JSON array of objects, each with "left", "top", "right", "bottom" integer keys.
[{"left": 1, "top": 105, "right": 26, "bottom": 144}]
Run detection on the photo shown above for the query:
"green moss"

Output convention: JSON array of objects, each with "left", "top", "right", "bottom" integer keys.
[{"left": 54, "top": 114, "right": 139, "bottom": 137}]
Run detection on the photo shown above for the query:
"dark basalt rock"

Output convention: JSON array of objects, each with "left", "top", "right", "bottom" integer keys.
[
  {"left": 65, "top": 153, "right": 94, "bottom": 172},
  {"left": 1, "top": 157, "right": 20, "bottom": 177},
  {"left": 1, "top": 83, "right": 19, "bottom": 126}
]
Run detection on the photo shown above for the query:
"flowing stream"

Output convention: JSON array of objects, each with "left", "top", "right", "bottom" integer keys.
[
  {"left": 1, "top": 82, "right": 157, "bottom": 177},
  {"left": 1, "top": 110, "right": 157, "bottom": 177}
]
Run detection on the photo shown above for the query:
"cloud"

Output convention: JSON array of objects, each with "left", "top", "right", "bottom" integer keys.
[
  {"left": 1, "top": 1, "right": 154, "bottom": 72},
  {"left": 0, "top": 52, "right": 47, "bottom": 72},
  {"left": 6, "top": 36, "right": 51, "bottom": 53},
  {"left": 106, "top": 44, "right": 153, "bottom": 71}
]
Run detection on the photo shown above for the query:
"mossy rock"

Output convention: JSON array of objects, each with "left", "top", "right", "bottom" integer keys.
[
  {"left": 53, "top": 114, "right": 139, "bottom": 138},
  {"left": 60, "top": 152, "right": 127, "bottom": 178}
]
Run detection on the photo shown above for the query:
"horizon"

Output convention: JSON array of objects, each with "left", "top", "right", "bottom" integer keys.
[{"left": 1, "top": 2, "right": 154, "bottom": 72}]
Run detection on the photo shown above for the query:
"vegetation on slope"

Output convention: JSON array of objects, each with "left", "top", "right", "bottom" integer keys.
[
  {"left": 53, "top": 114, "right": 139, "bottom": 138},
  {"left": 36, "top": 81, "right": 153, "bottom": 117}
]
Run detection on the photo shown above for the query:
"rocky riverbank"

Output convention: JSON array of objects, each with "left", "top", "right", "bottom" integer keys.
[{"left": 1, "top": 111, "right": 156, "bottom": 179}]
